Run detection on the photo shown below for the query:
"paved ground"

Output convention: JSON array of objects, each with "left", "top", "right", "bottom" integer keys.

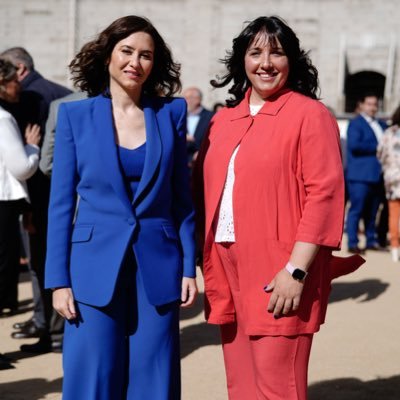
[{"left": 1, "top": 240, "right": 400, "bottom": 399}]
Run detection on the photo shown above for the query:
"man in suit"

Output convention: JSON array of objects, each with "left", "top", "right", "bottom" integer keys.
[
  {"left": 346, "top": 93, "right": 388, "bottom": 254},
  {"left": 182, "top": 87, "right": 213, "bottom": 166},
  {"left": 1, "top": 47, "right": 71, "bottom": 353}
]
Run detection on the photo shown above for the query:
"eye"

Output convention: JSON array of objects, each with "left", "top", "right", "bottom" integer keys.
[
  {"left": 121, "top": 48, "right": 132, "bottom": 55},
  {"left": 140, "top": 52, "right": 153, "bottom": 60}
]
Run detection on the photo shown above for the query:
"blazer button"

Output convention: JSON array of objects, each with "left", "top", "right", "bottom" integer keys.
[{"left": 127, "top": 217, "right": 135, "bottom": 225}]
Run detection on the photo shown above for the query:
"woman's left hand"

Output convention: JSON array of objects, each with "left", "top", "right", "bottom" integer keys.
[
  {"left": 265, "top": 269, "right": 304, "bottom": 318},
  {"left": 180, "top": 277, "right": 198, "bottom": 308}
]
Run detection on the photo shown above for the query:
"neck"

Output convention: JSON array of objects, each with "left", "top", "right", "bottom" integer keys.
[{"left": 109, "top": 82, "right": 142, "bottom": 110}]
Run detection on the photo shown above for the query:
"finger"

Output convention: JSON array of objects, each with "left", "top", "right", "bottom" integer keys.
[
  {"left": 292, "top": 296, "right": 301, "bottom": 311},
  {"left": 282, "top": 298, "right": 293, "bottom": 315},
  {"left": 267, "top": 292, "right": 278, "bottom": 312},
  {"left": 273, "top": 297, "right": 285, "bottom": 317},
  {"left": 181, "top": 284, "right": 188, "bottom": 304},
  {"left": 264, "top": 279, "right": 275, "bottom": 293},
  {"left": 181, "top": 286, "right": 197, "bottom": 308},
  {"left": 67, "top": 297, "right": 77, "bottom": 319}
]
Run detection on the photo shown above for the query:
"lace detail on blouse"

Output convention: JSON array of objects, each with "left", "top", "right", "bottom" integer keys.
[
  {"left": 214, "top": 103, "right": 262, "bottom": 243},
  {"left": 215, "top": 146, "right": 240, "bottom": 242}
]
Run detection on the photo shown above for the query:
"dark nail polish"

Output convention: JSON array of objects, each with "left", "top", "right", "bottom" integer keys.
[
  {"left": 263, "top": 284, "right": 269, "bottom": 292},
  {"left": 274, "top": 314, "right": 281, "bottom": 319}
]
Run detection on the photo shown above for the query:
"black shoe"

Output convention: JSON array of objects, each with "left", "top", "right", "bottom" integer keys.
[
  {"left": 20, "top": 338, "right": 52, "bottom": 354},
  {"left": 0, "top": 353, "right": 13, "bottom": 363},
  {"left": 348, "top": 246, "right": 365, "bottom": 255},
  {"left": 13, "top": 318, "right": 34, "bottom": 330},
  {"left": 11, "top": 322, "right": 44, "bottom": 339},
  {"left": 0, "top": 358, "right": 15, "bottom": 370},
  {"left": 51, "top": 340, "right": 63, "bottom": 353}
]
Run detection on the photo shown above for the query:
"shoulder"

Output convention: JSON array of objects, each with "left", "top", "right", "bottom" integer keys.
[
  {"left": 0, "top": 107, "right": 12, "bottom": 120},
  {"left": 153, "top": 96, "right": 187, "bottom": 123},
  {"left": 288, "top": 92, "right": 333, "bottom": 118}
]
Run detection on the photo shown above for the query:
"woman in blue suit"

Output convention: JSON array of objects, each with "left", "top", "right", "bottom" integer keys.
[{"left": 44, "top": 16, "right": 198, "bottom": 399}]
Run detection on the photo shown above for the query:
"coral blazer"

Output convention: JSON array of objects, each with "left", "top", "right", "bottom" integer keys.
[
  {"left": 45, "top": 95, "right": 196, "bottom": 307},
  {"left": 194, "top": 88, "right": 364, "bottom": 336}
]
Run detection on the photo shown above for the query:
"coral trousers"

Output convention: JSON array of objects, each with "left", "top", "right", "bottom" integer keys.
[{"left": 216, "top": 242, "right": 313, "bottom": 400}]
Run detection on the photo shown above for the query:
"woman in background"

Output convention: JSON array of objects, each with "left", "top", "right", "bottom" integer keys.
[
  {"left": 0, "top": 58, "right": 40, "bottom": 367},
  {"left": 377, "top": 105, "right": 400, "bottom": 261}
]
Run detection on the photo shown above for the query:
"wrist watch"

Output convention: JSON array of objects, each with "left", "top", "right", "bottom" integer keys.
[{"left": 285, "top": 262, "right": 307, "bottom": 281}]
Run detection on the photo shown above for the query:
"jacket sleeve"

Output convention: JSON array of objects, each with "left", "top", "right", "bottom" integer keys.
[
  {"left": 294, "top": 104, "right": 344, "bottom": 249},
  {"left": 171, "top": 99, "right": 196, "bottom": 278},
  {"left": 45, "top": 104, "right": 78, "bottom": 289},
  {"left": 347, "top": 120, "right": 378, "bottom": 155},
  {"left": 0, "top": 113, "right": 39, "bottom": 180}
]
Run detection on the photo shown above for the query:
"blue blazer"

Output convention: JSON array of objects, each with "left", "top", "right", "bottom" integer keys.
[
  {"left": 44, "top": 94, "right": 196, "bottom": 307},
  {"left": 346, "top": 114, "right": 387, "bottom": 183}
]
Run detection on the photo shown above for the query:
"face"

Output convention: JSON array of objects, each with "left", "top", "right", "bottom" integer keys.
[
  {"left": 359, "top": 96, "right": 379, "bottom": 118},
  {"left": 183, "top": 88, "right": 202, "bottom": 113},
  {"left": 244, "top": 33, "right": 289, "bottom": 103},
  {"left": 108, "top": 31, "right": 155, "bottom": 94},
  {"left": 0, "top": 74, "right": 21, "bottom": 103}
]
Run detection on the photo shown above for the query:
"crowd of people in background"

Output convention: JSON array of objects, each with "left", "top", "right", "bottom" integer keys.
[{"left": 0, "top": 13, "right": 399, "bottom": 400}]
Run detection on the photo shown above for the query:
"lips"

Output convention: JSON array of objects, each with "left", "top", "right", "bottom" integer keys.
[{"left": 124, "top": 70, "right": 141, "bottom": 79}]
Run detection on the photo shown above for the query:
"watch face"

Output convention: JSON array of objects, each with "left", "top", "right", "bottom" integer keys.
[{"left": 292, "top": 269, "right": 306, "bottom": 280}]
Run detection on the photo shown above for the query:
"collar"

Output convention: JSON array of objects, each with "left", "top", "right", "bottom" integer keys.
[
  {"left": 21, "top": 70, "right": 43, "bottom": 90},
  {"left": 230, "top": 87, "right": 294, "bottom": 121},
  {"left": 360, "top": 113, "right": 376, "bottom": 123},
  {"left": 188, "top": 106, "right": 203, "bottom": 116}
]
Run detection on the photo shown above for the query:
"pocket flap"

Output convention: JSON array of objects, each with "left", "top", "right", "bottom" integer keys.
[
  {"left": 162, "top": 225, "right": 178, "bottom": 240},
  {"left": 71, "top": 226, "right": 93, "bottom": 243}
]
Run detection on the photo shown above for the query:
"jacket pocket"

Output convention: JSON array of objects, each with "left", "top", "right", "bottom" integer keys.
[
  {"left": 71, "top": 225, "right": 94, "bottom": 243},
  {"left": 162, "top": 225, "right": 179, "bottom": 240}
]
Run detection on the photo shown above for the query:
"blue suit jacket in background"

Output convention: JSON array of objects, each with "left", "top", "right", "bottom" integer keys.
[
  {"left": 346, "top": 114, "right": 387, "bottom": 183},
  {"left": 45, "top": 94, "right": 196, "bottom": 307}
]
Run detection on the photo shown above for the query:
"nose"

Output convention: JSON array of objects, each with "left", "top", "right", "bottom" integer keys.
[
  {"left": 129, "top": 54, "right": 140, "bottom": 68},
  {"left": 260, "top": 52, "right": 272, "bottom": 69}
]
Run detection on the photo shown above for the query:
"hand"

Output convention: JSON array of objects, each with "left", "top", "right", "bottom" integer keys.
[
  {"left": 25, "top": 123, "right": 41, "bottom": 146},
  {"left": 186, "top": 134, "right": 195, "bottom": 143},
  {"left": 180, "top": 277, "right": 198, "bottom": 308},
  {"left": 22, "top": 212, "right": 36, "bottom": 234},
  {"left": 265, "top": 268, "right": 304, "bottom": 318},
  {"left": 52, "top": 287, "right": 77, "bottom": 320}
]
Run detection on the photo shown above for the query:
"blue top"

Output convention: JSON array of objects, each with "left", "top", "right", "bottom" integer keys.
[{"left": 117, "top": 142, "right": 146, "bottom": 201}]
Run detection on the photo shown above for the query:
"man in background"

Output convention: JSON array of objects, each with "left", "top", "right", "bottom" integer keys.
[
  {"left": 346, "top": 93, "right": 388, "bottom": 254},
  {"left": 182, "top": 87, "right": 213, "bottom": 167}
]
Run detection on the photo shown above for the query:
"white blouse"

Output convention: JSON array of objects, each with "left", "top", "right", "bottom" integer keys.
[
  {"left": 0, "top": 106, "right": 39, "bottom": 201},
  {"left": 215, "top": 104, "right": 263, "bottom": 242}
]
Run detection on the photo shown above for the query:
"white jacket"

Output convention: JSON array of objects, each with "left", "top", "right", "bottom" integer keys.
[{"left": 0, "top": 106, "right": 39, "bottom": 201}]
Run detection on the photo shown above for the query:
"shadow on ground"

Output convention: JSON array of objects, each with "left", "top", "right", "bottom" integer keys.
[
  {"left": 180, "top": 321, "right": 221, "bottom": 359},
  {"left": 309, "top": 375, "right": 400, "bottom": 400},
  {"left": 180, "top": 292, "right": 204, "bottom": 321},
  {"left": 0, "top": 378, "right": 62, "bottom": 400},
  {"left": 329, "top": 279, "right": 389, "bottom": 303}
]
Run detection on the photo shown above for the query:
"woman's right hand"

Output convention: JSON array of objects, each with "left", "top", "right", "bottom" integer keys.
[
  {"left": 25, "top": 123, "right": 41, "bottom": 146},
  {"left": 52, "top": 287, "right": 77, "bottom": 320}
]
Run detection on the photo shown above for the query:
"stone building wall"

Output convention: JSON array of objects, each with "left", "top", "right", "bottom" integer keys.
[{"left": 0, "top": 0, "right": 399, "bottom": 114}]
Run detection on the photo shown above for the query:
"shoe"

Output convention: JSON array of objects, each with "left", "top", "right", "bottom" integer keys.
[
  {"left": 0, "top": 353, "right": 13, "bottom": 363},
  {"left": 348, "top": 246, "right": 365, "bottom": 255},
  {"left": 13, "top": 318, "right": 34, "bottom": 330},
  {"left": 365, "top": 243, "right": 388, "bottom": 252},
  {"left": 20, "top": 338, "right": 52, "bottom": 354},
  {"left": 11, "top": 322, "right": 44, "bottom": 339},
  {"left": 51, "top": 340, "right": 63, "bottom": 353},
  {"left": 391, "top": 248, "right": 399, "bottom": 262},
  {"left": 0, "top": 358, "right": 15, "bottom": 370}
]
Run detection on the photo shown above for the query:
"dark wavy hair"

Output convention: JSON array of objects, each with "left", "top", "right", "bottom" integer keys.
[
  {"left": 69, "top": 15, "right": 181, "bottom": 97},
  {"left": 211, "top": 16, "right": 320, "bottom": 107}
]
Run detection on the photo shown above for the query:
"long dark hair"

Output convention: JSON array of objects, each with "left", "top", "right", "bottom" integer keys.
[
  {"left": 69, "top": 15, "right": 181, "bottom": 97},
  {"left": 211, "top": 16, "right": 319, "bottom": 107}
]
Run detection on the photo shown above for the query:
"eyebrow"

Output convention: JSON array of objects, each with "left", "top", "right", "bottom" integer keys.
[{"left": 120, "top": 45, "right": 153, "bottom": 53}]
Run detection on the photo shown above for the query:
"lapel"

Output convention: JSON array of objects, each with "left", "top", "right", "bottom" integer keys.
[
  {"left": 133, "top": 96, "right": 162, "bottom": 206},
  {"left": 93, "top": 94, "right": 162, "bottom": 215},
  {"left": 359, "top": 115, "right": 378, "bottom": 144}
]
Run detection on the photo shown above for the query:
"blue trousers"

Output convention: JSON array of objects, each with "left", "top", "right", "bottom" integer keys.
[
  {"left": 62, "top": 250, "right": 181, "bottom": 399},
  {"left": 346, "top": 181, "right": 381, "bottom": 248}
]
